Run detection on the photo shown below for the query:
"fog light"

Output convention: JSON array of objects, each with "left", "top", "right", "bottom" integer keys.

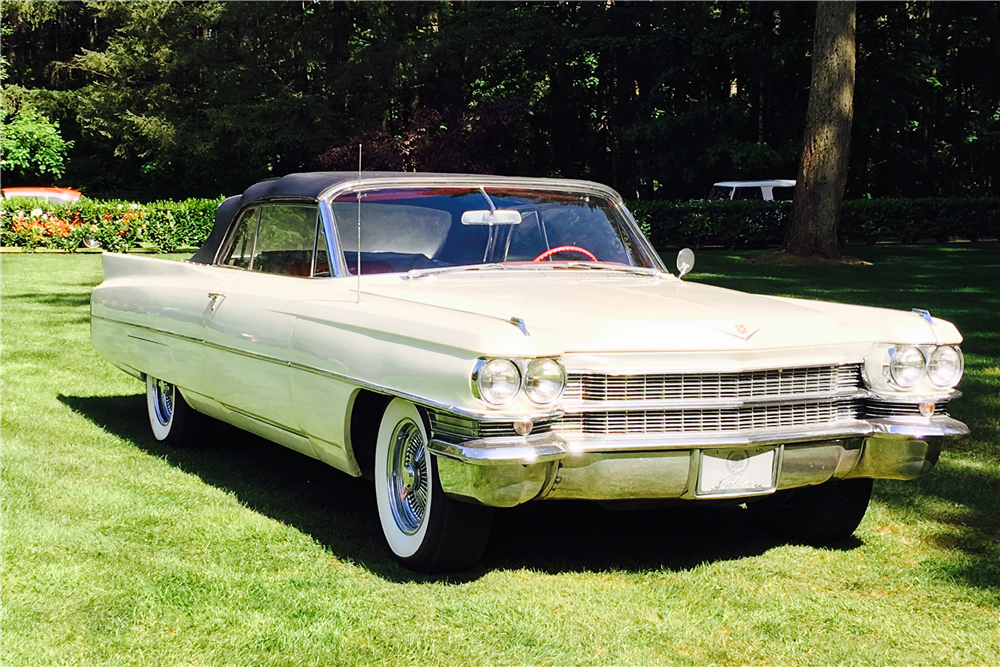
[
  {"left": 919, "top": 402, "right": 935, "bottom": 417},
  {"left": 513, "top": 417, "right": 533, "bottom": 436}
]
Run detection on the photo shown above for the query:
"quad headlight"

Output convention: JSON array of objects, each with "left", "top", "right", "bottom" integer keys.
[
  {"left": 889, "top": 345, "right": 927, "bottom": 388},
  {"left": 524, "top": 358, "right": 566, "bottom": 405},
  {"left": 473, "top": 357, "right": 566, "bottom": 407},
  {"left": 885, "top": 344, "right": 964, "bottom": 390},
  {"left": 474, "top": 358, "right": 522, "bottom": 406},
  {"left": 927, "top": 345, "right": 964, "bottom": 388}
]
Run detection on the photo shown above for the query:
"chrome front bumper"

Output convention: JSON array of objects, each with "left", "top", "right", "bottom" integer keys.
[{"left": 430, "top": 417, "right": 968, "bottom": 508}]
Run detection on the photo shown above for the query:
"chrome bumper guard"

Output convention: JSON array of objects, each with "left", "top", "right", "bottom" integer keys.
[{"left": 430, "top": 416, "right": 968, "bottom": 508}]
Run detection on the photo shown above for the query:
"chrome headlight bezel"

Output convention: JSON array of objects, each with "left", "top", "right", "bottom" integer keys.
[
  {"left": 472, "top": 357, "right": 567, "bottom": 408},
  {"left": 927, "top": 345, "right": 964, "bottom": 389},
  {"left": 881, "top": 343, "right": 964, "bottom": 391}
]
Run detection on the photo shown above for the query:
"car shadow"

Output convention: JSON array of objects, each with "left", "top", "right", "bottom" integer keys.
[{"left": 62, "top": 393, "right": 863, "bottom": 583}]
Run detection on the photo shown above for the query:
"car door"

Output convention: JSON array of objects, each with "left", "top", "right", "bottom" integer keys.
[{"left": 198, "top": 202, "right": 323, "bottom": 457}]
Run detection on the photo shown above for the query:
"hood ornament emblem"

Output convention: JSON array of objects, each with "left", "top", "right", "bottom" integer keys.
[{"left": 716, "top": 322, "right": 761, "bottom": 341}]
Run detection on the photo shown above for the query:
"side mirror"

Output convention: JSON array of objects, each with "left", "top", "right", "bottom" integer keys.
[{"left": 676, "top": 248, "right": 695, "bottom": 279}]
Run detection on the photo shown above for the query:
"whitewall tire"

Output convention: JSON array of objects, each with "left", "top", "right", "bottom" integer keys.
[
  {"left": 374, "top": 398, "right": 493, "bottom": 572},
  {"left": 145, "top": 375, "right": 199, "bottom": 448}
]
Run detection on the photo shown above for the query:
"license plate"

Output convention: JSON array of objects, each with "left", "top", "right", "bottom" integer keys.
[{"left": 697, "top": 447, "right": 776, "bottom": 496}]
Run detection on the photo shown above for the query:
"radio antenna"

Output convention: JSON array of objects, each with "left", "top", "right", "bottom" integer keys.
[{"left": 356, "top": 144, "right": 362, "bottom": 303}]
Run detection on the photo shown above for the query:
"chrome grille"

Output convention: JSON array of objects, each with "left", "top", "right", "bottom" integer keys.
[
  {"left": 554, "top": 399, "right": 864, "bottom": 435},
  {"left": 565, "top": 364, "right": 862, "bottom": 403},
  {"left": 428, "top": 411, "right": 552, "bottom": 440},
  {"left": 864, "top": 400, "right": 949, "bottom": 418}
]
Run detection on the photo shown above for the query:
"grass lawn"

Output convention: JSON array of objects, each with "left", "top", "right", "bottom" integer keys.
[{"left": 2, "top": 247, "right": 998, "bottom": 666}]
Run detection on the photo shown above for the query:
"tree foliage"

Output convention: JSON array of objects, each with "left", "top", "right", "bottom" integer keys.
[
  {"left": 0, "top": 106, "right": 72, "bottom": 179},
  {"left": 1, "top": 1, "right": 996, "bottom": 202}
]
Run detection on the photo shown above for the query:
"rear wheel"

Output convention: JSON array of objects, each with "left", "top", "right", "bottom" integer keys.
[
  {"left": 374, "top": 398, "right": 493, "bottom": 573},
  {"left": 145, "top": 375, "right": 201, "bottom": 448},
  {"left": 747, "top": 478, "right": 873, "bottom": 545}
]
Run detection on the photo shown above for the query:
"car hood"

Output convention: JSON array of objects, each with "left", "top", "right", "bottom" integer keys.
[{"left": 358, "top": 270, "right": 959, "bottom": 354}]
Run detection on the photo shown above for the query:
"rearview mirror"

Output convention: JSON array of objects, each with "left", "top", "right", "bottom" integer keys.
[{"left": 461, "top": 209, "right": 522, "bottom": 225}]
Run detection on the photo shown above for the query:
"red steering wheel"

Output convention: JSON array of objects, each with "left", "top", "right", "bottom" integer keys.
[{"left": 532, "top": 245, "right": 598, "bottom": 262}]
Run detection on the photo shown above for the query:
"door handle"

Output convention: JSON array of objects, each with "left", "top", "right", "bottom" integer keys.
[{"left": 208, "top": 292, "right": 227, "bottom": 311}]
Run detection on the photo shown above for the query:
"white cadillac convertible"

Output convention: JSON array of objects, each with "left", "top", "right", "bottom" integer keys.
[{"left": 91, "top": 172, "right": 968, "bottom": 572}]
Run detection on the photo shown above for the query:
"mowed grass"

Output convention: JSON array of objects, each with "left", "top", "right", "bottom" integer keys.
[{"left": 1, "top": 247, "right": 998, "bottom": 667}]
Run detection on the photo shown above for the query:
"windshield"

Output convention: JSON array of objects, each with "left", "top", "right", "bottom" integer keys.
[{"left": 330, "top": 187, "right": 658, "bottom": 275}]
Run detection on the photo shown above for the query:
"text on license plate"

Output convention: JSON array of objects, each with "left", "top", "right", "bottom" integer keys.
[{"left": 697, "top": 447, "right": 776, "bottom": 496}]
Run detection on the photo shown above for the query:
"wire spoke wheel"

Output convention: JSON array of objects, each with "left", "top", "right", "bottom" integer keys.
[
  {"left": 387, "top": 419, "right": 429, "bottom": 535},
  {"left": 145, "top": 374, "right": 201, "bottom": 448},
  {"left": 374, "top": 398, "right": 494, "bottom": 572},
  {"left": 151, "top": 378, "right": 175, "bottom": 427}
]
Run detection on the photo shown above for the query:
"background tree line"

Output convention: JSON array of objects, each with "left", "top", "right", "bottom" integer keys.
[{"left": 2, "top": 0, "right": 997, "bottom": 202}]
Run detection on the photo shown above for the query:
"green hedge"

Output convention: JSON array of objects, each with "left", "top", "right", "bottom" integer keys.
[
  {"left": 4, "top": 194, "right": 997, "bottom": 254},
  {"left": 627, "top": 198, "right": 1000, "bottom": 250},
  {"left": 0, "top": 197, "right": 222, "bottom": 252}
]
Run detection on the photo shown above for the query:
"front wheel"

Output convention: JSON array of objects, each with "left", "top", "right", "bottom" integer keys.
[
  {"left": 747, "top": 478, "right": 874, "bottom": 545},
  {"left": 375, "top": 398, "right": 493, "bottom": 573},
  {"left": 145, "top": 375, "right": 201, "bottom": 448}
]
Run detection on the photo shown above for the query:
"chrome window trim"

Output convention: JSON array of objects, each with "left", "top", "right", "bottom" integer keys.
[{"left": 319, "top": 200, "right": 350, "bottom": 278}]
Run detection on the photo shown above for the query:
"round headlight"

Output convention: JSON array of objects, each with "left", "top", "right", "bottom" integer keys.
[
  {"left": 928, "top": 345, "right": 963, "bottom": 388},
  {"left": 524, "top": 358, "right": 566, "bottom": 405},
  {"left": 889, "top": 345, "right": 926, "bottom": 388},
  {"left": 475, "top": 359, "right": 521, "bottom": 406}
]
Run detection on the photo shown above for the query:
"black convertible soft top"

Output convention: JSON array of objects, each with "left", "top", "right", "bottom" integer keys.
[{"left": 188, "top": 171, "right": 453, "bottom": 264}]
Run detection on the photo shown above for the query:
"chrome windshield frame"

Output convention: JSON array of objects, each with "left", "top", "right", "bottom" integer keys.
[{"left": 316, "top": 175, "right": 668, "bottom": 276}]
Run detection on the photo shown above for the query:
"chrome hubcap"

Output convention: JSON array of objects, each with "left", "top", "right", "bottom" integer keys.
[
  {"left": 152, "top": 379, "right": 174, "bottom": 427},
  {"left": 387, "top": 419, "right": 428, "bottom": 535}
]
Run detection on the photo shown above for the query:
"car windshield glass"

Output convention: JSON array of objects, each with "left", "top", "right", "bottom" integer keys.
[
  {"left": 330, "top": 187, "right": 657, "bottom": 275},
  {"left": 707, "top": 186, "right": 733, "bottom": 200}
]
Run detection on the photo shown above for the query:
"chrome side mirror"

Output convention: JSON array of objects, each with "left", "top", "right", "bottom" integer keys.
[{"left": 676, "top": 248, "right": 695, "bottom": 279}]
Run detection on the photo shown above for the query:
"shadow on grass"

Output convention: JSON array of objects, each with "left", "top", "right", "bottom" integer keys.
[
  {"left": 60, "top": 393, "right": 834, "bottom": 582},
  {"left": 61, "top": 392, "right": 998, "bottom": 595},
  {"left": 2, "top": 291, "right": 93, "bottom": 310}
]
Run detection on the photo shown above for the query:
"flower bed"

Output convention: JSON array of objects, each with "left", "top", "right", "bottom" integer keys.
[{"left": 0, "top": 197, "right": 222, "bottom": 252}]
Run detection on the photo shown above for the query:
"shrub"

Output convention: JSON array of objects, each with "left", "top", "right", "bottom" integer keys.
[
  {"left": 627, "top": 197, "right": 1000, "bottom": 250},
  {"left": 1, "top": 196, "right": 223, "bottom": 252}
]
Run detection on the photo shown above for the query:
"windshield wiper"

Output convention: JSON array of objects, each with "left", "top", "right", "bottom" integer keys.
[
  {"left": 558, "top": 262, "right": 663, "bottom": 276},
  {"left": 403, "top": 263, "right": 507, "bottom": 280}
]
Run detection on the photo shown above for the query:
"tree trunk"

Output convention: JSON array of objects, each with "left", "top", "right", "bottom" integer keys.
[{"left": 782, "top": 1, "right": 855, "bottom": 259}]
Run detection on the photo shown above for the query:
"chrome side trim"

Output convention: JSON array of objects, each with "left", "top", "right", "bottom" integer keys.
[{"left": 94, "top": 316, "right": 562, "bottom": 422}]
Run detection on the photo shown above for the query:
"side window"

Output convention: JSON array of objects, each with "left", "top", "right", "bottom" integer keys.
[
  {"left": 251, "top": 204, "right": 319, "bottom": 276},
  {"left": 314, "top": 222, "right": 331, "bottom": 277},
  {"left": 734, "top": 187, "right": 763, "bottom": 201},
  {"left": 219, "top": 207, "right": 259, "bottom": 269}
]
